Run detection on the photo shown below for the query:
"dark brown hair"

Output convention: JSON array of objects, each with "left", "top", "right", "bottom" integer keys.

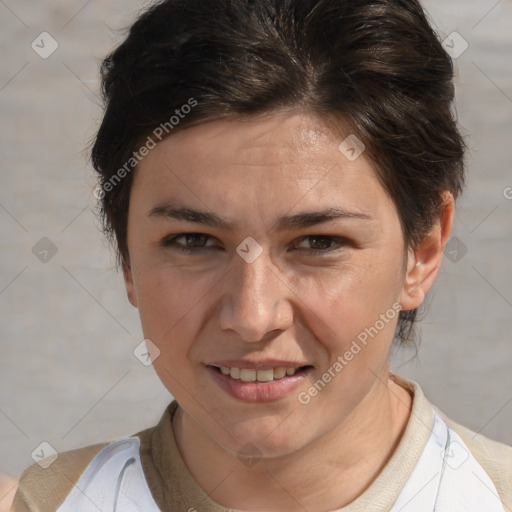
[{"left": 91, "top": 0, "right": 466, "bottom": 345}]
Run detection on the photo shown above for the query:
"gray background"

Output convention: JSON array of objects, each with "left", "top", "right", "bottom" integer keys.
[{"left": 1, "top": 0, "right": 511, "bottom": 479}]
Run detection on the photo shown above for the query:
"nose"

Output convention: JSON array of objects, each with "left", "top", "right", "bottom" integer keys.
[{"left": 218, "top": 251, "right": 294, "bottom": 342}]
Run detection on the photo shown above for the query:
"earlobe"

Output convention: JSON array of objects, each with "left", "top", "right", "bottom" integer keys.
[
  {"left": 400, "top": 191, "right": 455, "bottom": 311},
  {"left": 122, "top": 263, "right": 138, "bottom": 308}
]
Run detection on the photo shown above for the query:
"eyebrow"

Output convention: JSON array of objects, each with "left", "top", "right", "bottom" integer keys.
[{"left": 147, "top": 202, "right": 372, "bottom": 232}]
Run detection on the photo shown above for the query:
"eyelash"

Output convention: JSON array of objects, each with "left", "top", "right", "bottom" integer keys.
[{"left": 159, "top": 233, "right": 349, "bottom": 256}]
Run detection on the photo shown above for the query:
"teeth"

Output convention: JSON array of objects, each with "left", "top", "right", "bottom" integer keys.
[
  {"left": 273, "top": 367, "right": 287, "bottom": 379},
  {"left": 240, "top": 369, "right": 257, "bottom": 382},
  {"left": 218, "top": 365, "right": 304, "bottom": 381},
  {"left": 256, "top": 369, "right": 274, "bottom": 382}
]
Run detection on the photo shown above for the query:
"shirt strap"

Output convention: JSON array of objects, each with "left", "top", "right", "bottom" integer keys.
[
  {"left": 55, "top": 437, "right": 161, "bottom": 512},
  {"left": 390, "top": 412, "right": 505, "bottom": 512}
]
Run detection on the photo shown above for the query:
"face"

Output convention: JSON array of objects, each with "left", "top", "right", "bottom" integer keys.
[{"left": 123, "top": 112, "right": 429, "bottom": 458}]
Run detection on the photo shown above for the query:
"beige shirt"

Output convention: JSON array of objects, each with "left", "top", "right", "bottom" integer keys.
[{"left": 11, "top": 375, "right": 512, "bottom": 512}]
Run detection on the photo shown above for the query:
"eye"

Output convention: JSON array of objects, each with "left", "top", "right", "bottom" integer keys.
[
  {"left": 159, "top": 233, "right": 217, "bottom": 253},
  {"left": 159, "top": 233, "right": 349, "bottom": 256},
  {"left": 294, "top": 235, "right": 348, "bottom": 255}
]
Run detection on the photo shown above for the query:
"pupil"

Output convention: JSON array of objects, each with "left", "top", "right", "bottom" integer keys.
[
  {"left": 188, "top": 234, "right": 205, "bottom": 247},
  {"left": 311, "top": 236, "right": 329, "bottom": 249}
]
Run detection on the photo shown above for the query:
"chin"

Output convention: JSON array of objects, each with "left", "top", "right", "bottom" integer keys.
[{"left": 217, "top": 415, "right": 313, "bottom": 459}]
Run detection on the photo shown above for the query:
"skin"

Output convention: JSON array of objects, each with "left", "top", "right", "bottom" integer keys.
[
  {"left": 123, "top": 111, "right": 454, "bottom": 511},
  {"left": 0, "top": 475, "right": 17, "bottom": 512}
]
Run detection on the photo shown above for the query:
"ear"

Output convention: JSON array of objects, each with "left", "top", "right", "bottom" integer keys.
[
  {"left": 400, "top": 191, "right": 455, "bottom": 311},
  {"left": 122, "top": 262, "right": 138, "bottom": 308}
]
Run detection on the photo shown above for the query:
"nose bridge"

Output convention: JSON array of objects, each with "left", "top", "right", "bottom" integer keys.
[{"left": 219, "top": 250, "right": 292, "bottom": 341}]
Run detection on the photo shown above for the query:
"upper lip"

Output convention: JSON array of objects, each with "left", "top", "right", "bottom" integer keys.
[{"left": 207, "top": 359, "right": 312, "bottom": 370}]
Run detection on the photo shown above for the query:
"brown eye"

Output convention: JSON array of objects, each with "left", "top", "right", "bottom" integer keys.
[
  {"left": 160, "top": 233, "right": 216, "bottom": 253},
  {"left": 179, "top": 234, "right": 209, "bottom": 247},
  {"left": 295, "top": 236, "right": 348, "bottom": 254}
]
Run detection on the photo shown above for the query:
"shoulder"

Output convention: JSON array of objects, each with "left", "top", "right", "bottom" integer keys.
[
  {"left": 392, "top": 375, "right": 512, "bottom": 508},
  {"left": 11, "top": 403, "right": 176, "bottom": 512},
  {"left": 439, "top": 410, "right": 512, "bottom": 504},
  {"left": 11, "top": 441, "right": 111, "bottom": 512}
]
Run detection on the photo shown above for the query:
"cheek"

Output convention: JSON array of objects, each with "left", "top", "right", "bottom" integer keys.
[
  {"left": 135, "top": 269, "right": 206, "bottom": 389},
  {"left": 133, "top": 265, "right": 210, "bottom": 347},
  {"left": 296, "top": 265, "right": 402, "bottom": 409},
  {"left": 295, "top": 253, "right": 404, "bottom": 340}
]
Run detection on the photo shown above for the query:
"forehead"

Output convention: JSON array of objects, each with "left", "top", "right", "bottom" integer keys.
[
  {"left": 134, "top": 112, "right": 376, "bottom": 185},
  {"left": 130, "top": 112, "right": 395, "bottom": 227},
  {"left": 180, "top": 112, "right": 338, "bottom": 161}
]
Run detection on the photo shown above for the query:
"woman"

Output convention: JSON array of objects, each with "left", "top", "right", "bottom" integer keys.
[{"left": 12, "top": 0, "right": 512, "bottom": 511}]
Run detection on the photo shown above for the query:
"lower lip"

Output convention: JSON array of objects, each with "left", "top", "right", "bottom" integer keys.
[{"left": 207, "top": 365, "right": 313, "bottom": 402}]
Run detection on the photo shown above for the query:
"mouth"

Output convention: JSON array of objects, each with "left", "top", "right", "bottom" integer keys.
[
  {"left": 210, "top": 365, "right": 313, "bottom": 382},
  {"left": 206, "top": 363, "right": 314, "bottom": 402}
]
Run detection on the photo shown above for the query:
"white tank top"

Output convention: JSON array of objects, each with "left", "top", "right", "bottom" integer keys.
[{"left": 56, "top": 412, "right": 505, "bottom": 512}]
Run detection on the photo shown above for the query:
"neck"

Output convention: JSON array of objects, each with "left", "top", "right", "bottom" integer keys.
[{"left": 172, "top": 374, "right": 413, "bottom": 512}]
